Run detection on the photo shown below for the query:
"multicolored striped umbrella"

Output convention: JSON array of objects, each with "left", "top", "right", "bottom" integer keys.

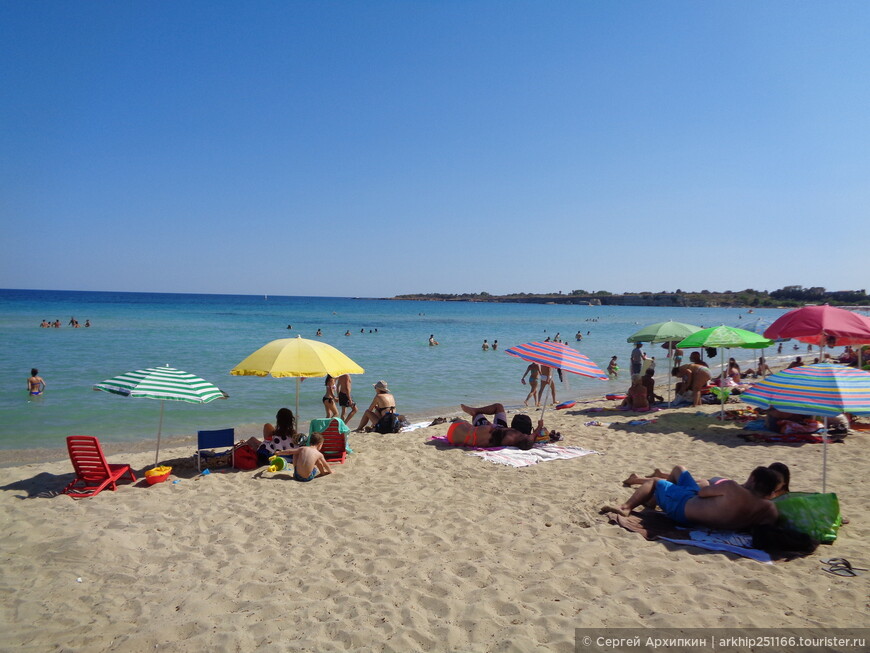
[
  {"left": 742, "top": 363, "right": 870, "bottom": 492},
  {"left": 94, "top": 366, "right": 227, "bottom": 465},
  {"left": 505, "top": 341, "right": 609, "bottom": 380},
  {"left": 741, "top": 363, "right": 870, "bottom": 417}
]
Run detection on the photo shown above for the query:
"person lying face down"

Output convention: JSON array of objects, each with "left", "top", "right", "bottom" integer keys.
[
  {"left": 446, "top": 403, "right": 537, "bottom": 450},
  {"left": 602, "top": 466, "right": 781, "bottom": 530}
]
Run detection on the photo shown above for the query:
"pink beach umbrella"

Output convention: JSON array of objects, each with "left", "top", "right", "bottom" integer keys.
[
  {"left": 764, "top": 305, "right": 870, "bottom": 347},
  {"left": 505, "top": 341, "right": 608, "bottom": 417}
]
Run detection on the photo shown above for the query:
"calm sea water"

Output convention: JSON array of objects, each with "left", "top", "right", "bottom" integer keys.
[{"left": 0, "top": 289, "right": 797, "bottom": 450}]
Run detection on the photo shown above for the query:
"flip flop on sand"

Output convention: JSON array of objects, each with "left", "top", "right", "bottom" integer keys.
[{"left": 821, "top": 558, "right": 866, "bottom": 577}]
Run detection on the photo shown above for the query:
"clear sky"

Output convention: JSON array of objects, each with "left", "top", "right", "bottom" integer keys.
[{"left": 2, "top": 2, "right": 868, "bottom": 297}]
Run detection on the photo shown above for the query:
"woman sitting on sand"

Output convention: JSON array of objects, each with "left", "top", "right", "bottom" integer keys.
[
  {"left": 246, "top": 407, "right": 301, "bottom": 465},
  {"left": 355, "top": 380, "right": 397, "bottom": 432},
  {"left": 619, "top": 375, "right": 650, "bottom": 411},
  {"left": 727, "top": 358, "right": 742, "bottom": 383}
]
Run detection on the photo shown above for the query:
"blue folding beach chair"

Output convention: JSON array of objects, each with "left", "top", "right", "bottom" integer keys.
[{"left": 196, "top": 428, "right": 235, "bottom": 471}]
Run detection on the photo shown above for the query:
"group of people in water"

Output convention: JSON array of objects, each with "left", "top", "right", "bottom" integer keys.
[{"left": 40, "top": 316, "right": 90, "bottom": 328}]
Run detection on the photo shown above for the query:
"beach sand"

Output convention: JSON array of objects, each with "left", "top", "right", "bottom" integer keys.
[{"left": 1, "top": 395, "right": 868, "bottom": 652}]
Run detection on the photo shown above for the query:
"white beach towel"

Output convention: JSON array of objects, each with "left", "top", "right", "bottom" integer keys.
[
  {"left": 468, "top": 444, "right": 599, "bottom": 468},
  {"left": 400, "top": 421, "right": 431, "bottom": 432}
]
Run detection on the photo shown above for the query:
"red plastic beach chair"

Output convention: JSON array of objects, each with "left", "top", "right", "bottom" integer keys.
[
  {"left": 62, "top": 436, "right": 137, "bottom": 498},
  {"left": 308, "top": 418, "right": 349, "bottom": 464}
]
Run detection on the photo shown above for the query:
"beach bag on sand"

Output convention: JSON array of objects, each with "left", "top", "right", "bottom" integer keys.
[
  {"left": 374, "top": 411, "right": 401, "bottom": 434},
  {"left": 233, "top": 444, "right": 259, "bottom": 470},
  {"left": 774, "top": 492, "right": 842, "bottom": 544}
]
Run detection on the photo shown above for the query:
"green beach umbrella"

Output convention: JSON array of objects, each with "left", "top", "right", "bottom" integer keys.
[
  {"left": 627, "top": 321, "right": 702, "bottom": 404},
  {"left": 676, "top": 326, "right": 773, "bottom": 418},
  {"left": 94, "top": 366, "right": 228, "bottom": 466},
  {"left": 626, "top": 320, "right": 702, "bottom": 344}
]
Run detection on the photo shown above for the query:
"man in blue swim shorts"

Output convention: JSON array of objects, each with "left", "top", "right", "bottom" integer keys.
[
  {"left": 273, "top": 431, "right": 332, "bottom": 483},
  {"left": 653, "top": 469, "right": 700, "bottom": 524},
  {"left": 602, "top": 466, "right": 782, "bottom": 530}
]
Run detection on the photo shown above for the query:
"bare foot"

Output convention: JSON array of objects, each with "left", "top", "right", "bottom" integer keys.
[
  {"left": 600, "top": 505, "right": 631, "bottom": 517},
  {"left": 622, "top": 473, "right": 645, "bottom": 487},
  {"left": 460, "top": 404, "right": 474, "bottom": 416}
]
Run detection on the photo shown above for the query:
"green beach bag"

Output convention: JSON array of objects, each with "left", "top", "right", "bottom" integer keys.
[{"left": 773, "top": 492, "right": 842, "bottom": 544}]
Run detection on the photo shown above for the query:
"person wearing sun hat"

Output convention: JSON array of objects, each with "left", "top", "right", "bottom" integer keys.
[{"left": 355, "top": 380, "right": 397, "bottom": 432}]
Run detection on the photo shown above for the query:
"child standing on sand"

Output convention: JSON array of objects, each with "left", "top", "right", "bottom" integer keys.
[{"left": 274, "top": 431, "right": 332, "bottom": 482}]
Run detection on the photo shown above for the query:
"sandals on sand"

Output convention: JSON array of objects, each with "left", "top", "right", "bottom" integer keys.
[{"left": 821, "top": 558, "right": 866, "bottom": 577}]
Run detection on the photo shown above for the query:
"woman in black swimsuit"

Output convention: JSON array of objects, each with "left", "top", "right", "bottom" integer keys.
[{"left": 323, "top": 375, "right": 339, "bottom": 418}]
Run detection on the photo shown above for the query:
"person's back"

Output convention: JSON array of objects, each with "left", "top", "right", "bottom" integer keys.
[
  {"left": 373, "top": 392, "right": 395, "bottom": 411},
  {"left": 684, "top": 469, "right": 779, "bottom": 529},
  {"left": 280, "top": 432, "right": 332, "bottom": 482},
  {"left": 292, "top": 445, "right": 327, "bottom": 480},
  {"left": 688, "top": 363, "right": 711, "bottom": 387},
  {"left": 28, "top": 369, "right": 45, "bottom": 395},
  {"left": 641, "top": 371, "right": 657, "bottom": 403}
]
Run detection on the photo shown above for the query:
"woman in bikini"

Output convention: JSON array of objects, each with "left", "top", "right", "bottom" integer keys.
[
  {"left": 445, "top": 403, "right": 537, "bottom": 450},
  {"left": 521, "top": 363, "right": 540, "bottom": 406},
  {"left": 355, "top": 380, "right": 396, "bottom": 432},
  {"left": 537, "top": 364, "right": 557, "bottom": 406},
  {"left": 322, "top": 374, "right": 339, "bottom": 418}
]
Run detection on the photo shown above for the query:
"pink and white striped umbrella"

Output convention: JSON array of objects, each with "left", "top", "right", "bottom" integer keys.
[{"left": 505, "top": 341, "right": 609, "bottom": 380}]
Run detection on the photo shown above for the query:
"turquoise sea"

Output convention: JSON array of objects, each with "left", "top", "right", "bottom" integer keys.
[{"left": 1, "top": 289, "right": 799, "bottom": 451}]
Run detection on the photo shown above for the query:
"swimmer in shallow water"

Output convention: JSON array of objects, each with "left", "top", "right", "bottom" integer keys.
[{"left": 28, "top": 368, "right": 46, "bottom": 396}]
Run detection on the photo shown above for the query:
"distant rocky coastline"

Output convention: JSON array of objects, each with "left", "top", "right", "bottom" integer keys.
[{"left": 389, "top": 286, "right": 870, "bottom": 309}]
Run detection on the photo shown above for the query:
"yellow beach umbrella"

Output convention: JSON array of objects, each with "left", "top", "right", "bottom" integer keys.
[{"left": 230, "top": 336, "right": 364, "bottom": 422}]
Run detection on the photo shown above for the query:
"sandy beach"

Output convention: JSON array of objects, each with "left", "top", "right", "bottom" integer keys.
[{"left": 1, "top": 393, "right": 868, "bottom": 652}]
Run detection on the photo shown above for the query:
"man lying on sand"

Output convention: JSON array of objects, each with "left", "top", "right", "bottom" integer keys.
[
  {"left": 602, "top": 465, "right": 781, "bottom": 530},
  {"left": 622, "top": 462, "right": 791, "bottom": 498},
  {"left": 446, "top": 403, "right": 538, "bottom": 450}
]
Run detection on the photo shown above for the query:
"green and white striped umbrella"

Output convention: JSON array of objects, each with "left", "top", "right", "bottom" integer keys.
[{"left": 94, "top": 366, "right": 227, "bottom": 465}]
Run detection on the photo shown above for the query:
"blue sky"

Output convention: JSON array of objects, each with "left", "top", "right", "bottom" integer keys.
[{"left": 2, "top": 2, "right": 868, "bottom": 297}]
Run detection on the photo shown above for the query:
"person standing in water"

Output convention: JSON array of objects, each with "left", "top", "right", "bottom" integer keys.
[
  {"left": 28, "top": 368, "right": 46, "bottom": 396},
  {"left": 521, "top": 362, "right": 541, "bottom": 406}
]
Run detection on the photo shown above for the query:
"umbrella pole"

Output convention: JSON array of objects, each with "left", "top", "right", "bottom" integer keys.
[
  {"left": 667, "top": 342, "right": 673, "bottom": 406},
  {"left": 155, "top": 400, "right": 165, "bottom": 467},
  {"left": 720, "top": 349, "right": 726, "bottom": 420},
  {"left": 295, "top": 377, "right": 301, "bottom": 429},
  {"left": 822, "top": 417, "right": 828, "bottom": 493}
]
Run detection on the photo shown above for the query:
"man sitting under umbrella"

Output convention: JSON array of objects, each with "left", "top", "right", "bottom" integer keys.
[{"left": 446, "top": 403, "right": 539, "bottom": 450}]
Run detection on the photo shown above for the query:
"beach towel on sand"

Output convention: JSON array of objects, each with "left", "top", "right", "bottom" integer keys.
[
  {"left": 468, "top": 443, "right": 599, "bottom": 468},
  {"left": 605, "top": 510, "right": 778, "bottom": 563}
]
